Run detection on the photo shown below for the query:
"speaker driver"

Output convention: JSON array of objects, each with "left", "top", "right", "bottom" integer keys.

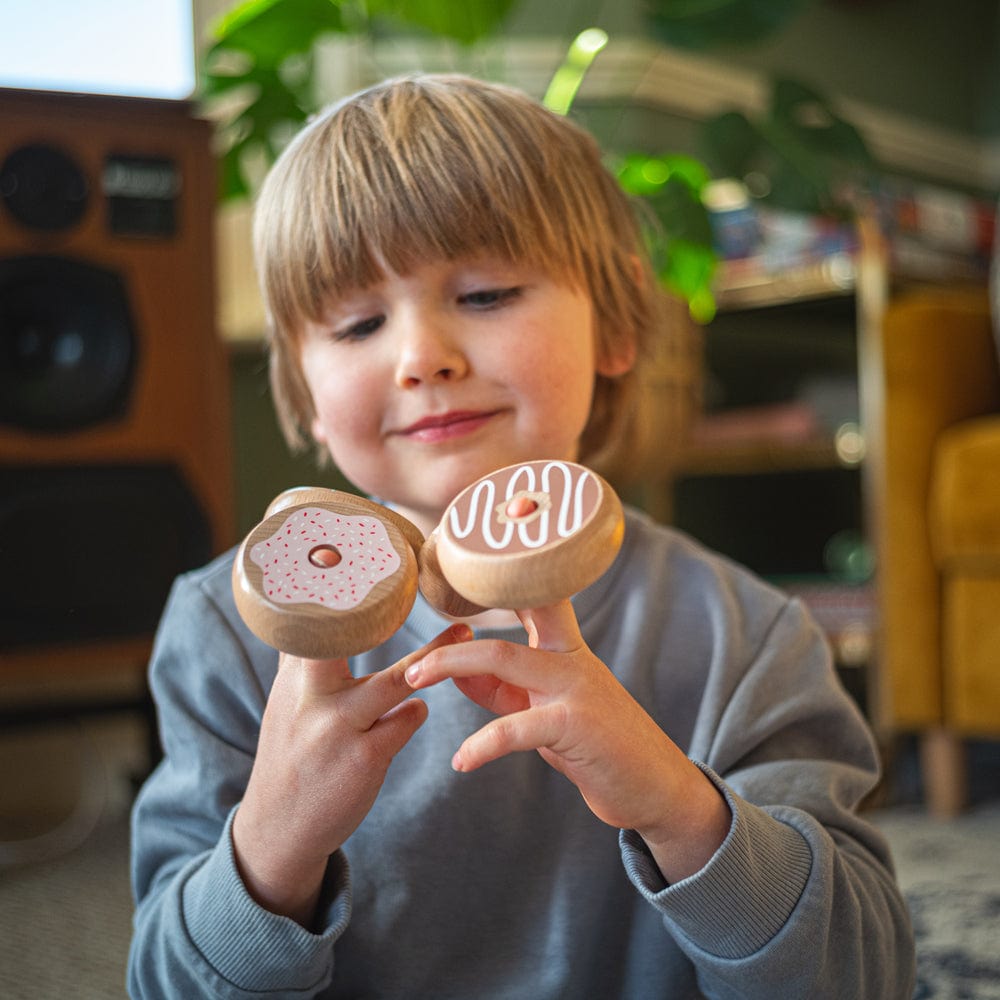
[
  {"left": 0, "top": 144, "right": 88, "bottom": 231},
  {"left": 0, "top": 464, "right": 213, "bottom": 648},
  {"left": 0, "top": 256, "right": 136, "bottom": 431}
]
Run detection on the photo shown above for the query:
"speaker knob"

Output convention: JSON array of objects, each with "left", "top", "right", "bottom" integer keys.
[{"left": 0, "top": 144, "right": 88, "bottom": 231}]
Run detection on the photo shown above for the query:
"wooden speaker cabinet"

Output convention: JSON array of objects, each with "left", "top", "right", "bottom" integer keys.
[{"left": 0, "top": 88, "right": 235, "bottom": 681}]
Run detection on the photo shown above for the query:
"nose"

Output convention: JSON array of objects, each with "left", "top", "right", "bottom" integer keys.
[{"left": 394, "top": 312, "right": 469, "bottom": 389}]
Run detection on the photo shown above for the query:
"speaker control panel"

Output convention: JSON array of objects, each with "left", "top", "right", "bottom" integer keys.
[{"left": 104, "top": 155, "right": 180, "bottom": 238}]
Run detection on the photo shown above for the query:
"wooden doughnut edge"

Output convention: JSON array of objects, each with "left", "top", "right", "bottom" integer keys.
[{"left": 417, "top": 528, "right": 490, "bottom": 619}]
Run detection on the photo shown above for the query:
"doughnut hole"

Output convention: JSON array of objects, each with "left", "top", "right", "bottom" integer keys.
[
  {"left": 506, "top": 496, "right": 538, "bottom": 519},
  {"left": 309, "top": 544, "right": 341, "bottom": 569}
]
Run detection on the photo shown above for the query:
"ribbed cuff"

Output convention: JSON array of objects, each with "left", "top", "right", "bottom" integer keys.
[
  {"left": 181, "top": 808, "right": 351, "bottom": 992},
  {"left": 621, "top": 765, "right": 814, "bottom": 960}
]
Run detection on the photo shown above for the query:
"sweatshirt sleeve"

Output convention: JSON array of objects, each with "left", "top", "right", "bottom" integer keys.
[
  {"left": 619, "top": 596, "right": 916, "bottom": 1000},
  {"left": 127, "top": 568, "right": 351, "bottom": 999}
]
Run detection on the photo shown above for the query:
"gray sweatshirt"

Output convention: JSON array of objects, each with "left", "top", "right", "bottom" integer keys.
[{"left": 128, "top": 506, "right": 915, "bottom": 998}]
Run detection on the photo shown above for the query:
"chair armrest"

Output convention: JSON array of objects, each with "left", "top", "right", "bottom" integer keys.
[
  {"left": 930, "top": 415, "right": 1000, "bottom": 567},
  {"left": 878, "top": 287, "right": 996, "bottom": 729}
]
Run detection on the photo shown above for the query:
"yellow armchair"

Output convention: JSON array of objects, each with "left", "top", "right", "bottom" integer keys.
[{"left": 877, "top": 286, "right": 1000, "bottom": 815}]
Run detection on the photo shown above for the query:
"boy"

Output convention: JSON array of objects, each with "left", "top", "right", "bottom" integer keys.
[{"left": 129, "top": 73, "right": 915, "bottom": 998}]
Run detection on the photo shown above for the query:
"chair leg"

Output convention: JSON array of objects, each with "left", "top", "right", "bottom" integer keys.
[{"left": 920, "top": 728, "right": 968, "bottom": 818}]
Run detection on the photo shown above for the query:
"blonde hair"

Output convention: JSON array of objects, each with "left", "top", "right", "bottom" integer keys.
[{"left": 253, "top": 72, "right": 665, "bottom": 474}]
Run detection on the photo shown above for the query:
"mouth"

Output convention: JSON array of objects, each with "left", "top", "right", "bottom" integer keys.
[{"left": 397, "top": 409, "right": 502, "bottom": 442}]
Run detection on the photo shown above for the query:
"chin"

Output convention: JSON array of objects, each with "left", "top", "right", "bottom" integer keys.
[
  {"left": 466, "top": 447, "right": 582, "bottom": 482},
  {"left": 444, "top": 452, "right": 542, "bottom": 492}
]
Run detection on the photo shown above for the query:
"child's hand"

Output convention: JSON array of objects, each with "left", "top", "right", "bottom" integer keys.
[
  {"left": 232, "top": 623, "right": 473, "bottom": 926},
  {"left": 405, "top": 603, "right": 731, "bottom": 883}
]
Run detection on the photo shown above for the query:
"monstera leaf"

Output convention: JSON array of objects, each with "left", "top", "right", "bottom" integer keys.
[
  {"left": 370, "top": 0, "right": 517, "bottom": 45},
  {"left": 645, "top": 0, "right": 817, "bottom": 49},
  {"left": 701, "top": 78, "right": 876, "bottom": 214},
  {"left": 202, "top": 0, "right": 519, "bottom": 197}
]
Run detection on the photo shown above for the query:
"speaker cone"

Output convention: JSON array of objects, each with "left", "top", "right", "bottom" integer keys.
[
  {"left": 0, "top": 144, "right": 88, "bottom": 231},
  {"left": 0, "top": 256, "right": 136, "bottom": 431}
]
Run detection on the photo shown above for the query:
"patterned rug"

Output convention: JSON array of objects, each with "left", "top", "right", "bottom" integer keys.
[{"left": 871, "top": 803, "right": 1000, "bottom": 1000}]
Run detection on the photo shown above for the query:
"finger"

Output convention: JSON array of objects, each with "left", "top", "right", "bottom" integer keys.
[
  {"left": 368, "top": 697, "right": 430, "bottom": 759},
  {"left": 452, "top": 674, "right": 530, "bottom": 716},
  {"left": 406, "top": 634, "right": 568, "bottom": 693},
  {"left": 451, "top": 703, "right": 567, "bottom": 772},
  {"left": 345, "top": 623, "right": 473, "bottom": 730},
  {"left": 280, "top": 651, "right": 354, "bottom": 697},
  {"left": 516, "top": 599, "right": 583, "bottom": 653}
]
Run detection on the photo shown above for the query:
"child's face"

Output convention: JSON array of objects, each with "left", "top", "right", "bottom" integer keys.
[{"left": 298, "top": 255, "right": 631, "bottom": 533}]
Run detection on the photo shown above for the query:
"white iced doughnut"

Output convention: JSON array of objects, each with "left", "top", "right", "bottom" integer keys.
[{"left": 420, "top": 460, "right": 624, "bottom": 611}]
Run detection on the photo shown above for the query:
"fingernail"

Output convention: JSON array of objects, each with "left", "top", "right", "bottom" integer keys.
[
  {"left": 405, "top": 663, "right": 421, "bottom": 686},
  {"left": 452, "top": 624, "right": 473, "bottom": 641}
]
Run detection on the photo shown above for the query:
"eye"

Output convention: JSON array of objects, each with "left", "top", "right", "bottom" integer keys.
[
  {"left": 459, "top": 286, "right": 522, "bottom": 310},
  {"left": 334, "top": 314, "right": 384, "bottom": 342}
]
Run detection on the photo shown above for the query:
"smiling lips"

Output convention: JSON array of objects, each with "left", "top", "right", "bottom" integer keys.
[{"left": 399, "top": 409, "right": 501, "bottom": 443}]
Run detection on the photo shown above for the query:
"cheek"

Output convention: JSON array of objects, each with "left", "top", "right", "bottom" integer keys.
[
  {"left": 542, "top": 318, "right": 598, "bottom": 401},
  {"left": 518, "top": 342, "right": 596, "bottom": 436},
  {"left": 302, "top": 356, "right": 373, "bottom": 450}
]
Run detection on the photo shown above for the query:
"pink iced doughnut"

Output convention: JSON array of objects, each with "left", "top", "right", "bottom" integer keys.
[{"left": 232, "top": 491, "right": 421, "bottom": 659}]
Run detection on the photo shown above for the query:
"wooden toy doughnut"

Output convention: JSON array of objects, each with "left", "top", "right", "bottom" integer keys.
[
  {"left": 420, "top": 460, "right": 624, "bottom": 612},
  {"left": 232, "top": 490, "right": 422, "bottom": 660},
  {"left": 233, "top": 462, "right": 623, "bottom": 655},
  {"left": 417, "top": 530, "right": 490, "bottom": 620}
]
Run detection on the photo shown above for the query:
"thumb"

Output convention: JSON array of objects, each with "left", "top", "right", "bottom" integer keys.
[
  {"left": 516, "top": 600, "right": 583, "bottom": 653},
  {"left": 369, "top": 697, "right": 430, "bottom": 757}
]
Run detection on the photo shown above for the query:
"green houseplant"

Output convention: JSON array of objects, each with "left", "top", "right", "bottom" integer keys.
[
  {"left": 200, "top": 0, "right": 874, "bottom": 321},
  {"left": 201, "top": 0, "right": 520, "bottom": 199},
  {"left": 200, "top": 0, "right": 722, "bottom": 318}
]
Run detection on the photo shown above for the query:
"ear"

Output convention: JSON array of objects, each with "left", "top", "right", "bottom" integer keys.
[
  {"left": 594, "top": 253, "right": 643, "bottom": 377},
  {"left": 310, "top": 416, "right": 329, "bottom": 446},
  {"left": 596, "top": 336, "right": 637, "bottom": 378}
]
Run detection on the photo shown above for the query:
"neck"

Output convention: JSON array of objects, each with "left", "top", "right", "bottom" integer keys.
[
  {"left": 385, "top": 503, "right": 438, "bottom": 542},
  {"left": 453, "top": 606, "right": 522, "bottom": 630}
]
